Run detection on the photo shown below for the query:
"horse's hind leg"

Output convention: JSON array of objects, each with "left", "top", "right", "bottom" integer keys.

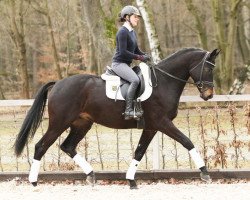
[
  {"left": 126, "top": 129, "right": 157, "bottom": 189},
  {"left": 29, "top": 126, "right": 66, "bottom": 186},
  {"left": 60, "top": 119, "right": 95, "bottom": 185}
]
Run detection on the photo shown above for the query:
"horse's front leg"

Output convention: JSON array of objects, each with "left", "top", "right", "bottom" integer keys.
[
  {"left": 159, "top": 118, "right": 211, "bottom": 182},
  {"left": 126, "top": 129, "right": 157, "bottom": 189}
]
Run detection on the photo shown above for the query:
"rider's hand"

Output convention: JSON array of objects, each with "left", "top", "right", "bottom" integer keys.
[
  {"left": 143, "top": 54, "right": 151, "bottom": 62},
  {"left": 137, "top": 54, "right": 151, "bottom": 63}
]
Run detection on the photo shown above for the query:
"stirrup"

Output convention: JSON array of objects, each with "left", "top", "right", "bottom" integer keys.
[{"left": 123, "top": 111, "right": 134, "bottom": 120}]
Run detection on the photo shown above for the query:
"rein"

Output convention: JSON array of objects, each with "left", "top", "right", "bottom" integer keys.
[{"left": 149, "top": 52, "right": 215, "bottom": 89}]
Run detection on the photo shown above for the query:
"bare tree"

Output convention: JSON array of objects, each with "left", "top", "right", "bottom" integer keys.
[
  {"left": 31, "top": 0, "right": 63, "bottom": 79},
  {"left": 8, "top": 0, "right": 30, "bottom": 98},
  {"left": 136, "top": 0, "right": 162, "bottom": 63},
  {"left": 237, "top": 2, "right": 250, "bottom": 65},
  {"left": 211, "top": 0, "right": 243, "bottom": 93},
  {"left": 185, "top": 0, "right": 208, "bottom": 49},
  {"left": 81, "top": 0, "right": 114, "bottom": 74}
]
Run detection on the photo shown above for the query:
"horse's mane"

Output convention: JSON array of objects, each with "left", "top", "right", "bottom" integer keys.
[{"left": 157, "top": 47, "right": 204, "bottom": 67}]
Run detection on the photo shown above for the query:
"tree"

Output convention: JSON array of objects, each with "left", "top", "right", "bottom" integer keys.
[
  {"left": 237, "top": 2, "right": 250, "bottom": 65},
  {"left": 31, "top": 0, "right": 63, "bottom": 79},
  {"left": 211, "top": 0, "right": 243, "bottom": 94},
  {"left": 136, "top": 0, "right": 162, "bottom": 63},
  {"left": 185, "top": 0, "right": 208, "bottom": 49},
  {"left": 81, "top": 0, "right": 114, "bottom": 74},
  {"left": 8, "top": 0, "right": 30, "bottom": 98}
]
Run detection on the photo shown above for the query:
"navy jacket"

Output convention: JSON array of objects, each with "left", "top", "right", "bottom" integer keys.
[{"left": 112, "top": 26, "right": 144, "bottom": 65}]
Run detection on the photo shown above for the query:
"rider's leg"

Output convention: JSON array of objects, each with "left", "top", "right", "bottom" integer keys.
[{"left": 111, "top": 62, "right": 142, "bottom": 119}]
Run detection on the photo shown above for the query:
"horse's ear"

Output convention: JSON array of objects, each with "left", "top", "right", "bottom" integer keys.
[{"left": 209, "top": 49, "right": 221, "bottom": 59}]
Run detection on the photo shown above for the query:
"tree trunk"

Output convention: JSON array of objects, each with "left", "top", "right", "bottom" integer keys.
[
  {"left": 237, "top": 4, "right": 250, "bottom": 65},
  {"left": 136, "top": 0, "right": 162, "bottom": 63},
  {"left": 45, "top": 0, "right": 62, "bottom": 79},
  {"left": 75, "top": 0, "right": 88, "bottom": 71},
  {"left": 81, "top": 0, "right": 113, "bottom": 74},
  {"left": 185, "top": 0, "right": 208, "bottom": 49},
  {"left": 211, "top": 0, "right": 243, "bottom": 94},
  {"left": 229, "top": 65, "right": 250, "bottom": 94},
  {"left": 9, "top": 0, "right": 30, "bottom": 98}
]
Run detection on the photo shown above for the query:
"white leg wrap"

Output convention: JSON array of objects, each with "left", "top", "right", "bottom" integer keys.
[
  {"left": 189, "top": 148, "right": 205, "bottom": 169},
  {"left": 73, "top": 154, "right": 93, "bottom": 174},
  {"left": 29, "top": 159, "right": 41, "bottom": 183},
  {"left": 126, "top": 159, "right": 140, "bottom": 180}
]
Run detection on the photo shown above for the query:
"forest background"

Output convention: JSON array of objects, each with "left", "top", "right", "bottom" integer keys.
[{"left": 0, "top": 0, "right": 249, "bottom": 99}]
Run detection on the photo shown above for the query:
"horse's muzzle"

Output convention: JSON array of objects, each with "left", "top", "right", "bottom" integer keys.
[{"left": 200, "top": 88, "right": 214, "bottom": 101}]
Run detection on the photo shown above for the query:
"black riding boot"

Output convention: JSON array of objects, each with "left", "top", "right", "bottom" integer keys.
[{"left": 124, "top": 82, "right": 142, "bottom": 120}]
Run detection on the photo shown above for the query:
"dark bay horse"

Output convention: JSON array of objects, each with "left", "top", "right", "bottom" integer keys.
[{"left": 14, "top": 47, "right": 220, "bottom": 189}]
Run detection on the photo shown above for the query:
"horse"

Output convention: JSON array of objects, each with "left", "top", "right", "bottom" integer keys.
[{"left": 14, "top": 47, "right": 220, "bottom": 189}]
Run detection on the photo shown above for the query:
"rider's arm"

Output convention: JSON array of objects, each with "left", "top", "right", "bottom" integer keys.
[{"left": 117, "top": 30, "right": 142, "bottom": 60}]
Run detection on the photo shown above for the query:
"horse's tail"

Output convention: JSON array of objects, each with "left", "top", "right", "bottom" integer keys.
[{"left": 14, "top": 81, "right": 56, "bottom": 156}]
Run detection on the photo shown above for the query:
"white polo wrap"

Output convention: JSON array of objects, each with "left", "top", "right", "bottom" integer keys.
[
  {"left": 73, "top": 154, "right": 93, "bottom": 174},
  {"left": 29, "top": 159, "right": 41, "bottom": 183},
  {"left": 126, "top": 159, "right": 140, "bottom": 180},
  {"left": 189, "top": 148, "right": 205, "bottom": 169}
]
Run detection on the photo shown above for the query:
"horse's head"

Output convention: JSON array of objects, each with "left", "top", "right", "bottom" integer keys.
[{"left": 189, "top": 49, "right": 220, "bottom": 101}]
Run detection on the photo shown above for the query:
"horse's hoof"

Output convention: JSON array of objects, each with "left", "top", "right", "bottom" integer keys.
[
  {"left": 86, "top": 171, "right": 96, "bottom": 186},
  {"left": 31, "top": 182, "right": 37, "bottom": 187},
  {"left": 200, "top": 172, "right": 212, "bottom": 183},
  {"left": 128, "top": 180, "right": 138, "bottom": 189}
]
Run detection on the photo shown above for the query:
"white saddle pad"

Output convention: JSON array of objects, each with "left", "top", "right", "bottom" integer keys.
[{"left": 101, "top": 63, "right": 153, "bottom": 101}]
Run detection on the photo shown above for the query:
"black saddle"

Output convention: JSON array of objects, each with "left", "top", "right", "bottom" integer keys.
[{"left": 104, "top": 66, "right": 145, "bottom": 99}]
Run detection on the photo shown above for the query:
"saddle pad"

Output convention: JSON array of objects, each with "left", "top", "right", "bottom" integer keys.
[{"left": 101, "top": 63, "right": 153, "bottom": 101}]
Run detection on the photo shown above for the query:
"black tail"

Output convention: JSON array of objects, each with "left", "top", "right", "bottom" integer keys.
[{"left": 14, "top": 81, "right": 56, "bottom": 156}]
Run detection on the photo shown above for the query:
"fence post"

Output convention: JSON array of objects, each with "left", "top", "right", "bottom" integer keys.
[{"left": 152, "top": 132, "right": 160, "bottom": 169}]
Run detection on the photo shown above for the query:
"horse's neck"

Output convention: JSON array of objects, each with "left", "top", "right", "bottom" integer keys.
[{"left": 156, "top": 61, "right": 190, "bottom": 101}]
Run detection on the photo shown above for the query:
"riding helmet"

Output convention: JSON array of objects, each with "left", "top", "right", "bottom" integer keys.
[{"left": 120, "top": 5, "right": 141, "bottom": 19}]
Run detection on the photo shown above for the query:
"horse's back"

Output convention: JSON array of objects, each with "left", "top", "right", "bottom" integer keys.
[{"left": 47, "top": 74, "right": 103, "bottom": 111}]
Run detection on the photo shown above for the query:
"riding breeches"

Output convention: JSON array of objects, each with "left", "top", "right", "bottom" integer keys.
[
  {"left": 111, "top": 62, "right": 140, "bottom": 100},
  {"left": 111, "top": 62, "right": 139, "bottom": 85}
]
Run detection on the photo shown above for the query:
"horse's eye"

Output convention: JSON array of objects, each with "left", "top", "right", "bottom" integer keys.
[{"left": 205, "top": 67, "right": 212, "bottom": 73}]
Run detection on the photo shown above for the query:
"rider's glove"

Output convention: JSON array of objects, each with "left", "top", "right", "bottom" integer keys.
[{"left": 136, "top": 54, "right": 151, "bottom": 63}]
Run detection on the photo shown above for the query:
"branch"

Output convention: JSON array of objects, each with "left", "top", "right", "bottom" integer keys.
[{"left": 30, "top": 1, "right": 48, "bottom": 16}]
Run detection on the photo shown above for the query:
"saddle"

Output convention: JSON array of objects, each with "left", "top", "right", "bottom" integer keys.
[{"left": 101, "top": 63, "right": 153, "bottom": 101}]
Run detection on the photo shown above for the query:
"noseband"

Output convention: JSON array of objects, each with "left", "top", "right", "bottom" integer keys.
[{"left": 151, "top": 52, "right": 215, "bottom": 90}]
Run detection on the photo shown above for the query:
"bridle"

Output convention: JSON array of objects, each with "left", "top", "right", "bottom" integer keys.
[{"left": 150, "top": 52, "right": 215, "bottom": 90}]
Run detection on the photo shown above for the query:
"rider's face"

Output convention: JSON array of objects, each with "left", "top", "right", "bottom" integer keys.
[{"left": 129, "top": 14, "right": 140, "bottom": 27}]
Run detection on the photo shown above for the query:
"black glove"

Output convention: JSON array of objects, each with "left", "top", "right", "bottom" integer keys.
[{"left": 137, "top": 54, "right": 151, "bottom": 63}]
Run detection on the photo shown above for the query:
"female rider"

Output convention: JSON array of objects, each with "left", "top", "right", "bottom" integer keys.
[{"left": 111, "top": 5, "right": 150, "bottom": 120}]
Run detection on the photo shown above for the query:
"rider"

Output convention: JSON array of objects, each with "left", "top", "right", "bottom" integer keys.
[{"left": 111, "top": 5, "right": 151, "bottom": 120}]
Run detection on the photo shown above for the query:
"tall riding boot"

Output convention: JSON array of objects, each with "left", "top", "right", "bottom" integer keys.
[
  {"left": 124, "top": 82, "right": 139, "bottom": 120},
  {"left": 134, "top": 99, "right": 144, "bottom": 120},
  {"left": 124, "top": 99, "right": 134, "bottom": 120}
]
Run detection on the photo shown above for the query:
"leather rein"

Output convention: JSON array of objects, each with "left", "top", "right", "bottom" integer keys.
[{"left": 149, "top": 52, "right": 215, "bottom": 89}]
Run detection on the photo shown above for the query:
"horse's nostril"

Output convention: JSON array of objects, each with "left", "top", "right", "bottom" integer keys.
[{"left": 208, "top": 94, "right": 213, "bottom": 99}]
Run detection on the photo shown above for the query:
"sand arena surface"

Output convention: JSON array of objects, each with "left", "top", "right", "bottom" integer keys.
[{"left": 1, "top": 180, "right": 249, "bottom": 200}]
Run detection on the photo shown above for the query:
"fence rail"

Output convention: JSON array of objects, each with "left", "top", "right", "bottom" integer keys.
[
  {"left": 0, "top": 95, "right": 249, "bottom": 173},
  {"left": 1, "top": 170, "right": 250, "bottom": 182},
  {"left": 1, "top": 95, "right": 250, "bottom": 107}
]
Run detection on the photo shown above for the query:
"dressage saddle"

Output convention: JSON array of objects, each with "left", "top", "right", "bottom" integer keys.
[{"left": 104, "top": 66, "right": 146, "bottom": 100}]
